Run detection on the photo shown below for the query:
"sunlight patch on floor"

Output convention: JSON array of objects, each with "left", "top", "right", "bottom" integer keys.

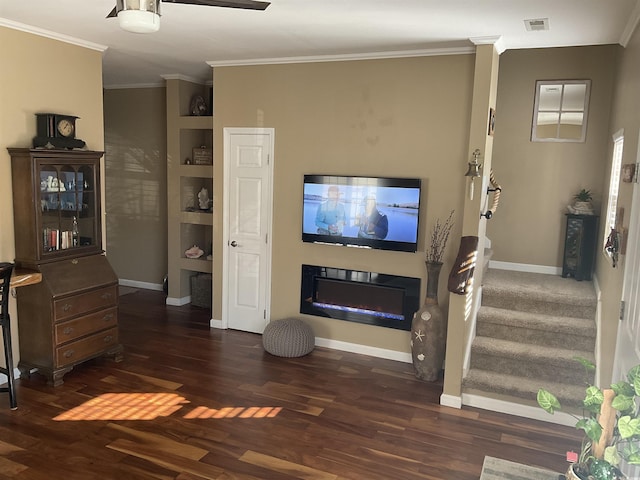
[
  {"left": 52, "top": 392, "right": 282, "bottom": 421},
  {"left": 184, "top": 406, "right": 282, "bottom": 419}
]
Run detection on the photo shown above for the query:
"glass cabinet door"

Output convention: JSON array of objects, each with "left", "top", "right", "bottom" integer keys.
[{"left": 38, "top": 163, "right": 97, "bottom": 256}]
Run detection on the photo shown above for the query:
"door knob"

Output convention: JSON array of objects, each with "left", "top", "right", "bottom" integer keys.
[{"left": 230, "top": 240, "right": 238, "bottom": 247}]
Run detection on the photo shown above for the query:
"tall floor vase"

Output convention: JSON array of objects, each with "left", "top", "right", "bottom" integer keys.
[{"left": 410, "top": 261, "right": 446, "bottom": 381}]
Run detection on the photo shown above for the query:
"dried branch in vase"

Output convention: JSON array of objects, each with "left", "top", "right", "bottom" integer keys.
[{"left": 426, "top": 210, "right": 454, "bottom": 264}]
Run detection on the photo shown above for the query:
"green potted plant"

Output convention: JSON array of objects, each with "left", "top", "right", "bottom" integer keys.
[
  {"left": 574, "top": 189, "right": 593, "bottom": 202},
  {"left": 537, "top": 358, "right": 640, "bottom": 480},
  {"left": 572, "top": 189, "right": 594, "bottom": 214}
]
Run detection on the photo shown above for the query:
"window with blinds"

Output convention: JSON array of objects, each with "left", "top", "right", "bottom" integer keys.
[{"left": 604, "top": 129, "right": 624, "bottom": 248}]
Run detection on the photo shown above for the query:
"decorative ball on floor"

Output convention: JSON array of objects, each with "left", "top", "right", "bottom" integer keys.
[{"left": 262, "top": 318, "right": 315, "bottom": 357}]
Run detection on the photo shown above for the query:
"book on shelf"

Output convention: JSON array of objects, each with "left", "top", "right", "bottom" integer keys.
[{"left": 43, "top": 228, "right": 76, "bottom": 251}]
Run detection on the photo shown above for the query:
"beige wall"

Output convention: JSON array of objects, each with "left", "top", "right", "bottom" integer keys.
[
  {"left": 596, "top": 27, "right": 640, "bottom": 384},
  {"left": 0, "top": 26, "right": 105, "bottom": 363},
  {"left": 103, "top": 87, "right": 168, "bottom": 286},
  {"left": 214, "top": 56, "right": 475, "bottom": 353},
  {"left": 490, "top": 45, "right": 617, "bottom": 267}
]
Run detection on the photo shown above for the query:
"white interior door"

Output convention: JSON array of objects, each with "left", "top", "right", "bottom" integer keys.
[
  {"left": 613, "top": 130, "right": 640, "bottom": 478},
  {"left": 222, "top": 128, "right": 274, "bottom": 333}
]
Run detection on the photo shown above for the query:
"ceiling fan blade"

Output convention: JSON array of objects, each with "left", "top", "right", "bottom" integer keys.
[
  {"left": 106, "top": 6, "right": 118, "bottom": 18},
  {"left": 161, "top": 0, "right": 270, "bottom": 11}
]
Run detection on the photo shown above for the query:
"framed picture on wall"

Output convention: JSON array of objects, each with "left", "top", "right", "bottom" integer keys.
[
  {"left": 621, "top": 163, "right": 636, "bottom": 183},
  {"left": 488, "top": 108, "right": 496, "bottom": 136}
]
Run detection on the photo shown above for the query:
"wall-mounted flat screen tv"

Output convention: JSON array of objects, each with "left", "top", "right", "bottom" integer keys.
[{"left": 302, "top": 175, "right": 422, "bottom": 252}]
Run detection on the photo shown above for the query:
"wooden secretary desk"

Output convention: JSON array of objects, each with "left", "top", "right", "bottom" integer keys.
[{"left": 8, "top": 148, "right": 122, "bottom": 386}]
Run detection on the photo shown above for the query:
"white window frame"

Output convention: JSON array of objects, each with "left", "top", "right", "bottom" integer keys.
[
  {"left": 603, "top": 129, "right": 625, "bottom": 254},
  {"left": 531, "top": 80, "right": 591, "bottom": 143}
]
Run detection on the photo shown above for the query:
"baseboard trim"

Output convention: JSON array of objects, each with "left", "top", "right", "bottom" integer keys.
[
  {"left": 440, "top": 393, "right": 462, "bottom": 409},
  {"left": 488, "top": 261, "right": 561, "bottom": 275},
  {"left": 201, "top": 324, "right": 412, "bottom": 361},
  {"left": 210, "top": 319, "right": 224, "bottom": 329},
  {"left": 166, "top": 296, "right": 191, "bottom": 306},
  {"left": 314, "top": 337, "right": 412, "bottom": 364},
  {"left": 202, "top": 323, "right": 412, "bottom": 361},
  {"left": 462, "top": 393, "right": 575, "bottom": 426},
  {"left": 119, "top": 279, "right": 164, "bottom": 291}
]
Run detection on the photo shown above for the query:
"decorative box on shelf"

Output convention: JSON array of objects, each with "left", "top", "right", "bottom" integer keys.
[{"left": 192, "top": 147, "right": 212, "bottom": 165}]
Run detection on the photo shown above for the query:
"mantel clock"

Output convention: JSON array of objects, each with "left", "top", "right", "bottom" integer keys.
[{"left": 33, "top": 113, "right": 86, "bottom": 149}]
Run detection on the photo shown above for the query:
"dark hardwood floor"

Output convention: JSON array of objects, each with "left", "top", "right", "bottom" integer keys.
[{"left": 0, "top": 289, "right": 581, "bottom": 479}]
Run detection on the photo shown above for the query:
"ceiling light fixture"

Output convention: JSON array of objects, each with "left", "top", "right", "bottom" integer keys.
[{"left": 117, "top": 0, "right": 161, "bottom": 34}]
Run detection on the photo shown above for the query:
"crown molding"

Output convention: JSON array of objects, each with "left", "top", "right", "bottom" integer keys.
[
  {"left": 206, "top": 46, "right": 474, "bottom": 68},
  {"left": 160, "top": 73, "right": 212, "bottom": 85},
  {"left": 103, "top": 82, "right": 165, "bottom": 90},
  {"left": 469, "top": 35, "right": 506, "bottom": 54},
  {"left": 0, "top": 18, "right": 108, "bottom": 52},
  {"left": 105, "top": 75, "right": 213, "bottom": 90},
  {"left": 620, "top": 0, "right": 640, "bottom": 47}
]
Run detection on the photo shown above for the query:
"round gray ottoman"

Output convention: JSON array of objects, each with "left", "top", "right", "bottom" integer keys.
[{"left": 262, "top": 318, "right": 315, "bottom": 357}]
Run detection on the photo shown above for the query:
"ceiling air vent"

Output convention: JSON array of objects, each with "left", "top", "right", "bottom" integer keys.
[{"left": 524, "top": 18, "right": 549, "bottom": 31}]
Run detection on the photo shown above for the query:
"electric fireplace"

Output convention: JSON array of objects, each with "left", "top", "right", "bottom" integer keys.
[{"left": 300, "top": 264, "right": 420, "bottom": 330}]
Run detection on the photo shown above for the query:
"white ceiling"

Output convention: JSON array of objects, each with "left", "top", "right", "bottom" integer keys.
[{"left": 1, "top": 0, "right": 639, "bottom": 88}]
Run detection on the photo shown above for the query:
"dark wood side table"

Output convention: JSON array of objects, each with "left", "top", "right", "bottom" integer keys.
[{"left": 562, "top": 214, "right": 599, "bottom": 281}]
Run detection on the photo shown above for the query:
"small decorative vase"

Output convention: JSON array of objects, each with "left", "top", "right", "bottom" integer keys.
[{"left": 410, "top": 261, "right": 446, "bottom": 381}]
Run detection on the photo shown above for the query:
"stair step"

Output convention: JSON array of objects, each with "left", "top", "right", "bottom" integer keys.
[
  {"left": 464, "top": 268, "right": 597, "bottom": 415},
  {"left": 469, "top": 336, "right": 595, "bottom": 385},
  {"left": 477, "top": 306, "right": 596, "bottom": 350},
  {"left": 482, "top": 269, "right": 597, "bottom": 320},
  {"left": 463, "top": 369, "right": 586, "bottom": 409}
]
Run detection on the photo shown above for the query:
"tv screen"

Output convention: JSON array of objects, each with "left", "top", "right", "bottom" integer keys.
[{"left": 302, "top": 175, "right": 421, "bottom": 252}]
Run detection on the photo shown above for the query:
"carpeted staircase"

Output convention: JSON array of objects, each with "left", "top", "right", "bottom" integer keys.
[{"left": 463, "top": 268, "right": 597, "bottom": 408}]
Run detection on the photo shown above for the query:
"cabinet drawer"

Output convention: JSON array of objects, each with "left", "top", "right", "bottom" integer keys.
[
  {"left": 55, "top": 327, "right": 118, "bottom": 368},
  {"left": 54, "top": 307, "right": 117, "bottom": 345},
  {"left": 53, "top": 285, "right": 117, "bottom": 321}
]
